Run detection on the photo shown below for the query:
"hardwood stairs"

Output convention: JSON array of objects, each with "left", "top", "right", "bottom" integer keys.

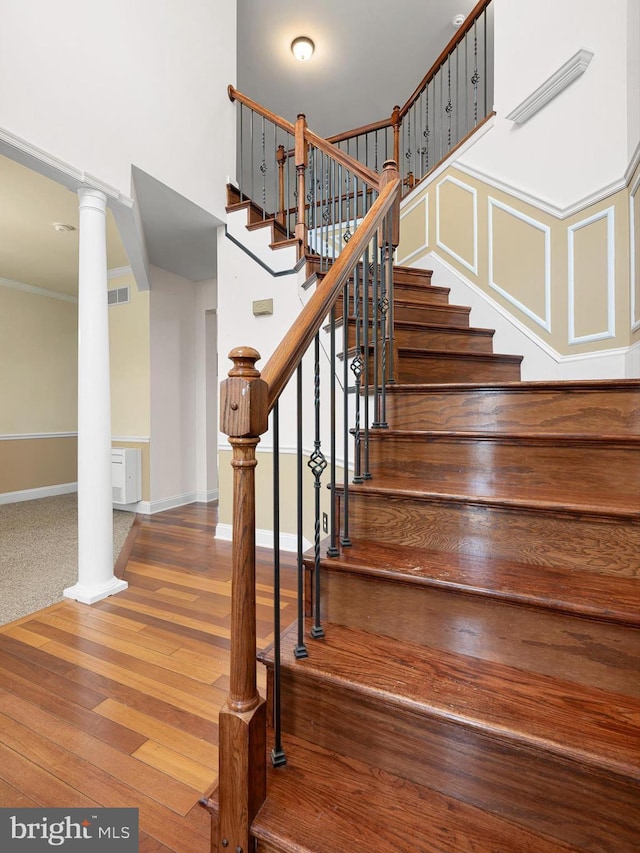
[{"left": 212, "top": 193, "right": 640, "bottom": 852}]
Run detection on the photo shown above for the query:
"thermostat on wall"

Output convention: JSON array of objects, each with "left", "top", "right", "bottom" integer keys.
[{"left": 253, "top": 298, "right": 273, "bottom": 316}]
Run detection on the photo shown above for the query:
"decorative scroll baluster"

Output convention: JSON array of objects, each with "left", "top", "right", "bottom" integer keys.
[
  {"left": 217, "top": 347, "right": 268, "bottom": 853},
  {"left": 260, "top": 115, "right": 267, "bottom": 215},
  {"left": 446, "top": 55, "right": 453, "bottom": 150},
  {"left": 294, "top": 364, "right": 308, "bottom": 660},
  {"left": 308, "top": 332, "right": 326, "bottom": 640},
  {"left": 351, "top": 259, "right": 363, "bottom": 485},
  {"left": 472, "top": 19, "right": 480, "bottom": 123},
  {"left": 271, "top": 400, "right": 286, "bottom": 767}
]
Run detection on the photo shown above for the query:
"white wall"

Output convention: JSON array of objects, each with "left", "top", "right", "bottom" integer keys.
[
  {"left": 195, "top": 280, "right": 218, "bottom": 502},
  {"left": 628, "top": 0, "right": 640, "bottom": 162},
  {"left": 149, "top": 266, "right": 197, "bottom": 508},
  {"left": 0, "top": 0, "right": 236, "bottom": 221},
  {"left": 459, "top": 0, "right": 633, "bottom": 208}
]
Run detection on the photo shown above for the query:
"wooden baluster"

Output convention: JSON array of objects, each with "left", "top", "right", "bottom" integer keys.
[
  {"left": 276, "top": 144, "right": 287, "bottom": 228},
  {"left": 392, "top": 105, "right": 401, "bottom": 171},
  {"left": 294, "top": 113, "right": 308, "bottom": 256},
  {"left": 217, "top": 346, "right": 269, "bottom": 853}
]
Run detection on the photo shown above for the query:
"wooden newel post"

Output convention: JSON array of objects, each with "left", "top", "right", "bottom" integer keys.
[
  {"left": 294, "top": 113, "right": 308, "bottom": 256},
  {"left": 379, "top": 160, "right": 401, "bottom": 249},
  {"left": 217, "top": 346, "right": 269, "bottom": 853},
  {"left": 392, "top": 105, "right": 401, "bottom": 171}
]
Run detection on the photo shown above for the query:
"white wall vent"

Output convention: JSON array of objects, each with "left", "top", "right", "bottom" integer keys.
[
  {"left": 111, "top": 447, "right": 141, "bottom": 505},
  {"left": 108, "top": 286, "right": 130, "bottom": 306}
]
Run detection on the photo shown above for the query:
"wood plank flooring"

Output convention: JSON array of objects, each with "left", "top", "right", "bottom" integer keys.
[{"left": 0, "top": 503, "right": 297, "bottom": 853}]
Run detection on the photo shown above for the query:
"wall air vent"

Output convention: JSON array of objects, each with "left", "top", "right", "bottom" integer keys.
[{"left": 107, "top": 286, "right": 130, "bottom": 306}]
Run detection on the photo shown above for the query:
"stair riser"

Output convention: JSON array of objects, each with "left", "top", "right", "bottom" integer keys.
[
  {"left": 342, "top": 493, "right": 639, "bottom": 575},
  {"left": 306, "top": 258, "right": 434, "bottom": 288},
  {"left": 273, "top": 668, "right": 640, "bottom": 851},
  {"left": 367, "top": 438, "right": 639, "bottom": 506},
  {"left": 386, "top": 387, "right": 640, "bottom": 434},
  {"left": 319, "top": 571, "right": 640, "bottom": 685},
  {"left": 397, "top": 354, "right": 521, "bottom": 383},
  {"left": 335, "top": 299, "right": 470, "bottom": 326},
  {"left": 395, "top": 326, "right": 494, "bottom": 352}
]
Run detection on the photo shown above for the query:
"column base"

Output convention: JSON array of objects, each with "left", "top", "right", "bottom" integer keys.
[{"left": 64, "top": 576, "right": 128, "bottom": 605}]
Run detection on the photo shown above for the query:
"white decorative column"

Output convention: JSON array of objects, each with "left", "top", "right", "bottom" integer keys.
[{"left": 64, "top": 188, "right": 128, "bottom": 604}]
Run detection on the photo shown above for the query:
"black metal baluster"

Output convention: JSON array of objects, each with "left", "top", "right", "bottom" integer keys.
[
  {"left": 377, "top": 235, "right": 389, "bottom": 430},
  {"left": 308, "top": 332, "right": 326, "bottom": 640},
  {"left": 294, "top": 364, "right": 308, "bottom": 660},
  {"left": 341, "top": 275, "right": 351, "bottom": 546},
  {"left": 472, "top": 19, "right": 479, "bottom": 125},
  {"left": 386, "top": 213, "right": 395, "bottom": 386},
  {"left": 351, "top": 256, "right": 363, "bottom": 485},
  {"left": 483, "top": 9, "right": 488, "bottom": 118},
  {"left": 250, "top": 109, "right": 254, "bottom": 203},
  {"left": 362, "top": 246, "right": 371, "bottom": 479},
  {"left": 372, "top": 232, "right": 381, "bottom": 428},
  {"left": 271, "top": 401, "right": 286, "bottom": 766},
  {"left": 260, "top": 116, "right": 267, "bottom": 217},
  {"left": 446, "top": 54, "right": 453, "bottom": 151},
  {"left": 328, "top": 304, "right": 339, "bottom": 558}
]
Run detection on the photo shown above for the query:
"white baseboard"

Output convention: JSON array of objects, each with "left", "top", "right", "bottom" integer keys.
[
  {"left": 196, "top": 489, "right": 219, "bottom": 504},
  {"left": 122, "top": 491, "right": 199, "bottom": 515},
  {"left": 215, "top": 522, "right": 312, "bottom": 553},
  {"left": 0, "top": 481, "right": 77, "bottom": 506}
]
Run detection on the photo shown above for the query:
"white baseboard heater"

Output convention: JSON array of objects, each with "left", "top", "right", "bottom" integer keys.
[{"left": 111, "top": 447, "right": 142, "bottom": 505}]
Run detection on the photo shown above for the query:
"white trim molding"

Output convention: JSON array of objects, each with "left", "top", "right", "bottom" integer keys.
[
  {"left": 215, "top": 522, "right": 312, "bottom": 554},
  {"left": 0, "top": 432, "right": 76, "bottom": 441},
  {"left": 0, "top": 482, "right": 77, "bottom": 505},
  {"left": 0, "top": 275, "right": 77, "bottom": 304},
  {"left": 568, "top": 206, "right": 616, "bottom": 345},
  {"left": 488, "top": 197, "right": 551, "bottom": 332},
  {"left": 107, "top": 266, "right": 133, "bottom": 280},
  {"left": 436, "top": 175, "right": 478, "bottom": 275},
  {"left": 506, "top": 49, "right": 594, "bottom": 125},
  {"left": 112, "top": 435, "right": 150, "bottom": 444},
  {"left": 196, "top": 489, "right": 219, "bottom": 504},
  {"left": 398, "top": 193, "right": 429, "bottom": 265},
  {"left": 631, "top": 171, "right": 640, "bottom": 332}
]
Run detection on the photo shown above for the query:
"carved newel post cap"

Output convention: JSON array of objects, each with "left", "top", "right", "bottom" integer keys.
[
  {"left": 221, "top": 347, "right": 268, "bottom": 438},
  {"left": 227, "top": 346, "right": 261, "bottom": 378},
  {"left": 382, "top": 159, "right": 399, "bottom": 173}
]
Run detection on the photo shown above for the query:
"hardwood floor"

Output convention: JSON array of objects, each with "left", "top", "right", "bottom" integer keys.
[{"left": 0, "top": 503, "right": 297, "bottom": 853}]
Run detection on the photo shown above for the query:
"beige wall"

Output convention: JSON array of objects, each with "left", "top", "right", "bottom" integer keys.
[
  {"left": 108, "top": 272, "right": 150, "bottom": 440},
  {"left": 397, "top": 165, "right": 636, "bottom": 359},
  {"left": 0, "top": 436, "right": 76, "bottom": 493},
  {"left": 1, "top": 274, "right": 152, "bottom": 498},
  {"left": 0, "top": 285, "right": 77, "bottom": 434}
]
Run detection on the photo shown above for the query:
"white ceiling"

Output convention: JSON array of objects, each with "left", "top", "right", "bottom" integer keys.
[
  {"left": 237, "top": 0, "right": 477, "bottom": 137},
  {"left": 0, "top": 2, "right": 475, "bottom": 294}
]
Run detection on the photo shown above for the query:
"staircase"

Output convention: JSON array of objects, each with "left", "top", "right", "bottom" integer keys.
[{"left": 212, "top": 187, "right": 640, "bottom": 850}]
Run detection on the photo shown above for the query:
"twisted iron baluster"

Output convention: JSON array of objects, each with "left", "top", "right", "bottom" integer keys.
[
  {"left": 294, "top": 364, "right": 308, "bottom": 660},
  {"left": 351, "top": 258, "right": 364, "bottom": 485},
  {"left": 271, "top": 401, "right": 286, "bottom": 767},
  {"left": 308, "top": 332, "right": 326, "bottom": 639}
]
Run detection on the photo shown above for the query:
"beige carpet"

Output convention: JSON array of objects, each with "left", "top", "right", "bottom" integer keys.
[{"left": 0, "top": 493, "right": 134, "bottom": 626}]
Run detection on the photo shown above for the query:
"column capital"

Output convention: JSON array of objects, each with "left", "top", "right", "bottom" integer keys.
[{"left": 78, "top": 186, "right": 108, "bottom": 212}]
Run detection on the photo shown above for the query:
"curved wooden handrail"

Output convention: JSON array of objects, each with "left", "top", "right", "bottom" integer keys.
[
  {"left": 228, "top": 85, "right": 296, "bottom": 135},
  {"left": 261, "top": 171, "right": 400, "bottom": 409},
  {"left": 327, "top": 116, "right": 392, "bottom": 146},
  {"left": 399, "top": 0, "right": 492, "bottom": 118}
]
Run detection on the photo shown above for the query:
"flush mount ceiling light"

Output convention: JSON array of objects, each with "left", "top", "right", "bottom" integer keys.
[
  {"left": 52, "top": 222, "right": 76, "bottom": 233},
  {"left": 291, "top": 36, "right": 315, "bottom": 62},
  {"left": 451, "top": 13, "right": 466, "bottom": 27}
]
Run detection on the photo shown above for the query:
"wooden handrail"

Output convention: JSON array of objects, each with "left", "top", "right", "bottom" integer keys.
[
  {"left": 326, "top": 116, "right": 392, "bottom": 146},
  {"left": 304, "top": 126, "right": 380, "bottom": 189},
  {"left": 261, "top": 164, "right": 400, "bottom": 409},
  {"left": 399, "top": 0, "right": 492, "bottom": 118},
  {"left": 228, "top": 84, "right": 296, "bottom": 135}
]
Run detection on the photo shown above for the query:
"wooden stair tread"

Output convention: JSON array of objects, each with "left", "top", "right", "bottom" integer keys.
[
  {"left": 339, "top": 472, "right": 639, "bottom": 518},
  {"left": 313, "top": 539, "right": 640, "bottom": 625},
  {"left": 249, "top": 732, "right": 583, "bottom": 853},
  {"left": 385, "top": 379, "right": 640, "bottom": 393},
  {"left": 397, "top": 347, "right": 523, "bottom": 363},
  {"left": 272, "top": 622, "right": 640, "bottom": 779},
  {"left": 367, "top": 428, "right": 640, "bottom": 445}
]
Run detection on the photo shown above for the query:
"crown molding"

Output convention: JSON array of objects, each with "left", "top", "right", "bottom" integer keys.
[
  {"left": 506, "top": 49, "right": 594, "bottom": 125},
  {"left": 0, "top": 275, "right": 77, "bottom": 303},
  {"left": 107, "top": 266, "right": 133, "bottom": 280}
]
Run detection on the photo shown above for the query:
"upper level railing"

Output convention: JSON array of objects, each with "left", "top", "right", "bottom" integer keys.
[
  {"left": 328, "top": 0, "right": 493, "bottom": 193},
  {"left": 229, "top": 86, "right": 381, "bottom": 268}
]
